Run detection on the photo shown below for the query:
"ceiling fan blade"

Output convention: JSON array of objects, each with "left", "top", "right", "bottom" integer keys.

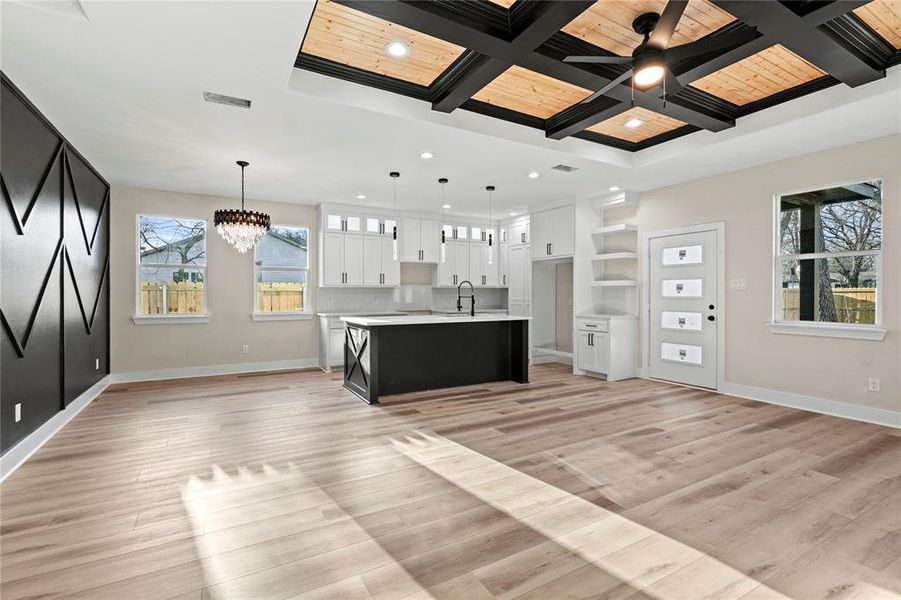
[
  {"left": 648, "top": 0, "right": 688, "bottom": 49},
  {"left": 664, "top": 69, "right": 683, "bottom": 95},
  {"left": 581, "top": 69, "right": 633, "bottom": 104},
  {"left": 665, "top": 26, "right": 759, "bottom": 63},
  {"left": 564, "top": 55, "right": 632, "bottom": 64}
]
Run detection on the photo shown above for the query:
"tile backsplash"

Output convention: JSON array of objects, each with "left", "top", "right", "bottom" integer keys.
[{"left": 316, "top": 285, "right": 507, "bottom": 313}]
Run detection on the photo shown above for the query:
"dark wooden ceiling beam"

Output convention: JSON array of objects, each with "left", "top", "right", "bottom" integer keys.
[
  {"left": 544, "top": 0, "right": 879, "bottom": 142},
  {"left": 713, "top": 0, "right": 884, "bottom": 87},
  {"left": 334, "top": 0, "right": 733, "bottom": 135},
  {"left": 432, "top": 0, "right": 596, "bottom": 113}
]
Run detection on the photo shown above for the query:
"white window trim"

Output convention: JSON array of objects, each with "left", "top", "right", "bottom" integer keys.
[
  {"left": 134, "top": 214, "right": 209, "bottom": 324},
  {"left": 770, "top": 181, "right": 884, "bottom": 341},
  {"left": 252, "top": 224, "right": 312, "bottom": 319}
]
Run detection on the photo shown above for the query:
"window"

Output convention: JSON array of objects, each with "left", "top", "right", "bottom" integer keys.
[
  {"left": 772, "top": 180, "right": 883, "bottom": 338},
  {"left": 137, "top": 215, "right": 207, "bottom": 319},
  {"left": 253, "top": 225, "right": 310, "bottom": 317}
]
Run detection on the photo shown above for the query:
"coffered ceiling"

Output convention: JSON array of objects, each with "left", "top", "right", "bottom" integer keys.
[{"left": 297, "top": 0, "right": 901, "bottom": 151}]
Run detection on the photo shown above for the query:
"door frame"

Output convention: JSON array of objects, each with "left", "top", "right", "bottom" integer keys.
[{"left": 640, "top": 222, "right": 725, "bottom": 390}]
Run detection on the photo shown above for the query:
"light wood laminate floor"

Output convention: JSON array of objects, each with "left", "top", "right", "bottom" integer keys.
[{"left": 2, "top": 364, "right": 900, "bottom": 600}]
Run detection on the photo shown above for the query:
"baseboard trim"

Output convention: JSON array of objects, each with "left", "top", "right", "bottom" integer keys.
[
  {"left": 719, "top": 382, "right": 900, "bottom": 429},
  {"left": 1, "top": 375, "right": 110, "bottom": 482},
  {"left": 108, "top": 358, "right": 319, "bottom": 384}
]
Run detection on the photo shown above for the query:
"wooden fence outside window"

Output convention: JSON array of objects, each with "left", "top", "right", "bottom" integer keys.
[
  {"left": 140, "top": 282, "right": 305, "bottom": 314},
  {"left": 781, "top": 288, "right": 876, "bottom": 324}
]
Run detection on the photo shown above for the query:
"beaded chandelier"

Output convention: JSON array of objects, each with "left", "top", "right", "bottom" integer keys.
[{"left": 214, "top": 160, "right": 270, "bottom": 253}]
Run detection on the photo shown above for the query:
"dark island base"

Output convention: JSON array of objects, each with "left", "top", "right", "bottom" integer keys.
[{"left": 343, "top": 320, "right": 529, "bottom": 405}]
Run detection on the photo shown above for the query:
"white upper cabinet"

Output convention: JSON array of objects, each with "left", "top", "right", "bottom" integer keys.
[
  {"left": 325, "top": 213, "right": 361, "bottom": 233},
  {"left": 322, "top": 230, "right": 363, "bottom": 286},
  {"left": 401, "top": 217, "right": 440, "bottom": 263},
  {"left": 509, "top": 219, "right": 529, "bottom": 246},
  {"left": 499, "top": 244, "right": 510, "bottom": 287},
  {"left": 363, "top": 235, "right": 399, "bottom": 286},
  {"left": 531, "top": 205, "right": 574, "bottom": 259},
  {"left": 437, "top": 240, "right": 470, "bottom": 287}
]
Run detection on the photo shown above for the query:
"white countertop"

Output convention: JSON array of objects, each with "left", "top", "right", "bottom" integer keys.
[
  {"left": 342, "top": 314, "right": 530, "bottom": 326},
  {"left": 317, "top": 311, "right": 407, "bottom": 318},
  {"left": 431, "top": 309, "right": 509, "bottom": 314},
  {"left": 576, "top": 313, "right": 638, "bottom": 319}
]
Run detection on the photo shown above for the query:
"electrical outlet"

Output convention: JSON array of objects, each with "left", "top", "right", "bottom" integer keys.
[
  {"left": 242, "top": 344, "right": 249, "bottom": 354},
  {"left": 730, "top": 278, "right": 748, "bottom": 291},
  {"left": 95, "top": 358, "right": 100, "bottom": 371},
  {"left": 14, "top": 403, "right": 21, "bottom": 423},
  {"left": 372, "top": 296, "right": 378, "bottom": 305},
  {"left": 327, "top": 296, "right": 334, "bottom": 307},
  {"left": 868, "top": 377, "right": 880, "bottom": 392}
]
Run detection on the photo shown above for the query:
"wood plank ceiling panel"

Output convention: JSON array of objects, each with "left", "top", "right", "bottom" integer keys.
[
  {"left": 300, "top": 0, "right": 466, "bottom": 87},
  {"left": 485, "top": 0, "right": 518, "bottom": 8},
  {"left": 587, "top": 106, "right": 686, "bottom": 142},
  {"left": 688, "top": 44, "right": 827, "bottom": 106},
  {"left": 854, "top": 0, "right": 901, "bottom": 49},
  {"left": 472, "top": 65, "right": 594, "bottom": 119},
  {"left": 562, "top": 0, "right": 736, "bottom": 56}
]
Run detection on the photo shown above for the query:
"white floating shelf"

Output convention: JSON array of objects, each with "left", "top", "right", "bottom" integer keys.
[
  {"left": 591, "top": 252, "right": 637, "bottom": 261},
  {"left": 591, "top": 280, "right": 638, "bottom": 287},
  {"left": 592, "top": 223, "right": 638, "bottom": 235},
  {"left": 592, "top": 192, "right": 638, "bottom": 211}
]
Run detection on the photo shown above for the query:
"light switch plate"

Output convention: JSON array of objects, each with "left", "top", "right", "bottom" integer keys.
[
  {"left": 730, "top": 278, "right": 748, "bottom": 291},
  {"left": 14, "top": 403, "right": 21, "bottom": 423}
]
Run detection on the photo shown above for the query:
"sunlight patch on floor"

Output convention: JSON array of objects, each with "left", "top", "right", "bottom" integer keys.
[
  {"left": 181, "top": 462, "right": 436, "bottom": 599},
  {"left": 389, "top": 431, "right": 796, "bottom": 600}
]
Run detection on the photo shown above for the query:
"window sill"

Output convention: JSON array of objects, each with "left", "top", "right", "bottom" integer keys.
[
  {"left": 766, "top": 322, "right": 886, "bottom": 341},
  {"left": 251, "top": 313, "right": 314, "bottom": 321},
  {"left": 132, "top": 314, "right": 210, "bottom": 325}
]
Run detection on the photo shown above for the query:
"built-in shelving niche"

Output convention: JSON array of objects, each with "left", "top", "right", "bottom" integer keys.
[{"left": 590, "top": 191, "right": 639, "bottom": 317}]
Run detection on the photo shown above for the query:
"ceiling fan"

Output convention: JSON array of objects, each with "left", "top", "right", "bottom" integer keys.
[{"left": 564, "top": 0, "right": 755, "bottom": 105}]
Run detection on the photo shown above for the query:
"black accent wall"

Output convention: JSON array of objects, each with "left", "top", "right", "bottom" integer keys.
[{"left": 1, "top": 73, "right": 110, "bottom": 455}]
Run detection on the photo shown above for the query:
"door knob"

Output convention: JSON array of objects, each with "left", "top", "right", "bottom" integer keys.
[{"left": 707, "top": 315, "right": 715, "bottom": 321}]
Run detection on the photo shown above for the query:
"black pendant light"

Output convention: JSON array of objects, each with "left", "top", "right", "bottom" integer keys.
[
  {"left": 486, "top": 185, "right": 495, "bottom": 265},
  {"left": 214, "top": 161, "right": 271, "bottom": 253}
]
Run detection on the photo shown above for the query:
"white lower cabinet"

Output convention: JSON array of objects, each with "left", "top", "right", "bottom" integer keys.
[
  {"left": 576, "top": 317, "right": 636, "bottom": 381},
  {"left": 577, "top": 331, "right": 609, "bottom": 374}
]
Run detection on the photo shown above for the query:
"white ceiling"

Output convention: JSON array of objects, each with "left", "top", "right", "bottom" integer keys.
[{"left": 2, "top": 0, "right": 899, "bottom": 218}]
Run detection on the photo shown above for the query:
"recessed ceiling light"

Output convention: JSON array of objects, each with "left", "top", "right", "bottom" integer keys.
[
  {"left": 442, "top": 203, "right": 451, "bottom": 209},
  {"left": 385, "top": 41, "right": 409, "bottom": 58},
  {"left": 420, "top": 151, "right": 434, "bottom": 159},
  {"left": 608, "top": 186, "right": 620, "bottom": 192},
  {"left": 355, "top": 194, "right": 366, "bottom": 200},
  {"left": 509, "top": 211, "right": 518, "bottom": 216},
  {"left": 528, "top": 172, "right": 540, "bottom": 179},
  {"left": 624, "top": 118, "right": 644, "bottom": 129}
]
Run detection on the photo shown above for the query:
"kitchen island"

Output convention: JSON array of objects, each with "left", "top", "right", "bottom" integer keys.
[{"left": 340, "top": 314, "right": 530, "bottom": 404}]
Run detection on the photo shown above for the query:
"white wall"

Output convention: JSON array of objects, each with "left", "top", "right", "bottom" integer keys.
[
  {"left": 637, "top": 135, "right": 900, "bottom": 415},
  {"left": 110, "top": 186, "right": 319, "bottom": 375}
]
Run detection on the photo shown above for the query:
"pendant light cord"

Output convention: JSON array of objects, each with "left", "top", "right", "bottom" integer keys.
[{"left": 240, "top": 164, "right": 245, "bottom": 210}]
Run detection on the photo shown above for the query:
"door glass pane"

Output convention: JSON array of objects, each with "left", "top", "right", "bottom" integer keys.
[
  {"left": 385, "top": 219, "right": 397, "bottom": 236},
  {"left": 346, "top": 216, "right": 361, "bottom": 232},
  {"left": 442, "top": 224, "right": 454, "bottom": 238},
  {"left": 456, "top": 226, "right": 468, "bottom": 240},
  {"left": 661, "top": 311, "right": 702, "bottom": 331},
  {"left": 661, "top": 342, "right": 702, "bottom": 365},
  {"left": 662, "top": 279, "right": 703, "bottom": 298},
  {"left": 471, "top": 226, "right": 482, "bottom": 241},
  {"left": 366, "top": 218, "right": 381, "bottom": 234},
  {"left": 779, "top": 258, "right": 877, "bottom": 324},
  {"left": 662, "top": 245, "right": 702, "bottom": 265},
  {"left": 326, "top": 214, "right": 342, "bottom": 230}
]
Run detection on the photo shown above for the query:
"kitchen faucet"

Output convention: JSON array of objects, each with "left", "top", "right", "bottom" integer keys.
[{"left": 456, "top": 280, "right": 475, "bottom": 317}]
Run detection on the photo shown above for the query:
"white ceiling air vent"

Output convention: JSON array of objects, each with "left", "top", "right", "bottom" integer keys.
[
  {"left": 203, "top": 91, "right": 252, "bottom": 109},
  {"left": 551, "top": 164, "right": 579, "bottom": 173}
]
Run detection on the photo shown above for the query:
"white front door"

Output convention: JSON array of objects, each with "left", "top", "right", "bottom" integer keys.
[{"left": 649, "top": 230, "right": 718, "bottom": 389}]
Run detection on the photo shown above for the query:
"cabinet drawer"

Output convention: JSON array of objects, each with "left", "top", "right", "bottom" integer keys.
[
  {"left": 577, "top": 318, "right": 608, "bottom": 332},
  {"left": 329, "top": 329, "right": 345, "bottom": 366}
]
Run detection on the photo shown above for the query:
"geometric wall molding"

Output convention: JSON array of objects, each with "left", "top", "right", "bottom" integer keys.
[{"left": 1, "top": 71, "right": 110, "bottom": 454}]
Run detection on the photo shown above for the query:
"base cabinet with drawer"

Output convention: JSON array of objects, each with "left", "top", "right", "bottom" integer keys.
[{"left": 576, "top": 316, "right": 637, "bottom": 381}]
